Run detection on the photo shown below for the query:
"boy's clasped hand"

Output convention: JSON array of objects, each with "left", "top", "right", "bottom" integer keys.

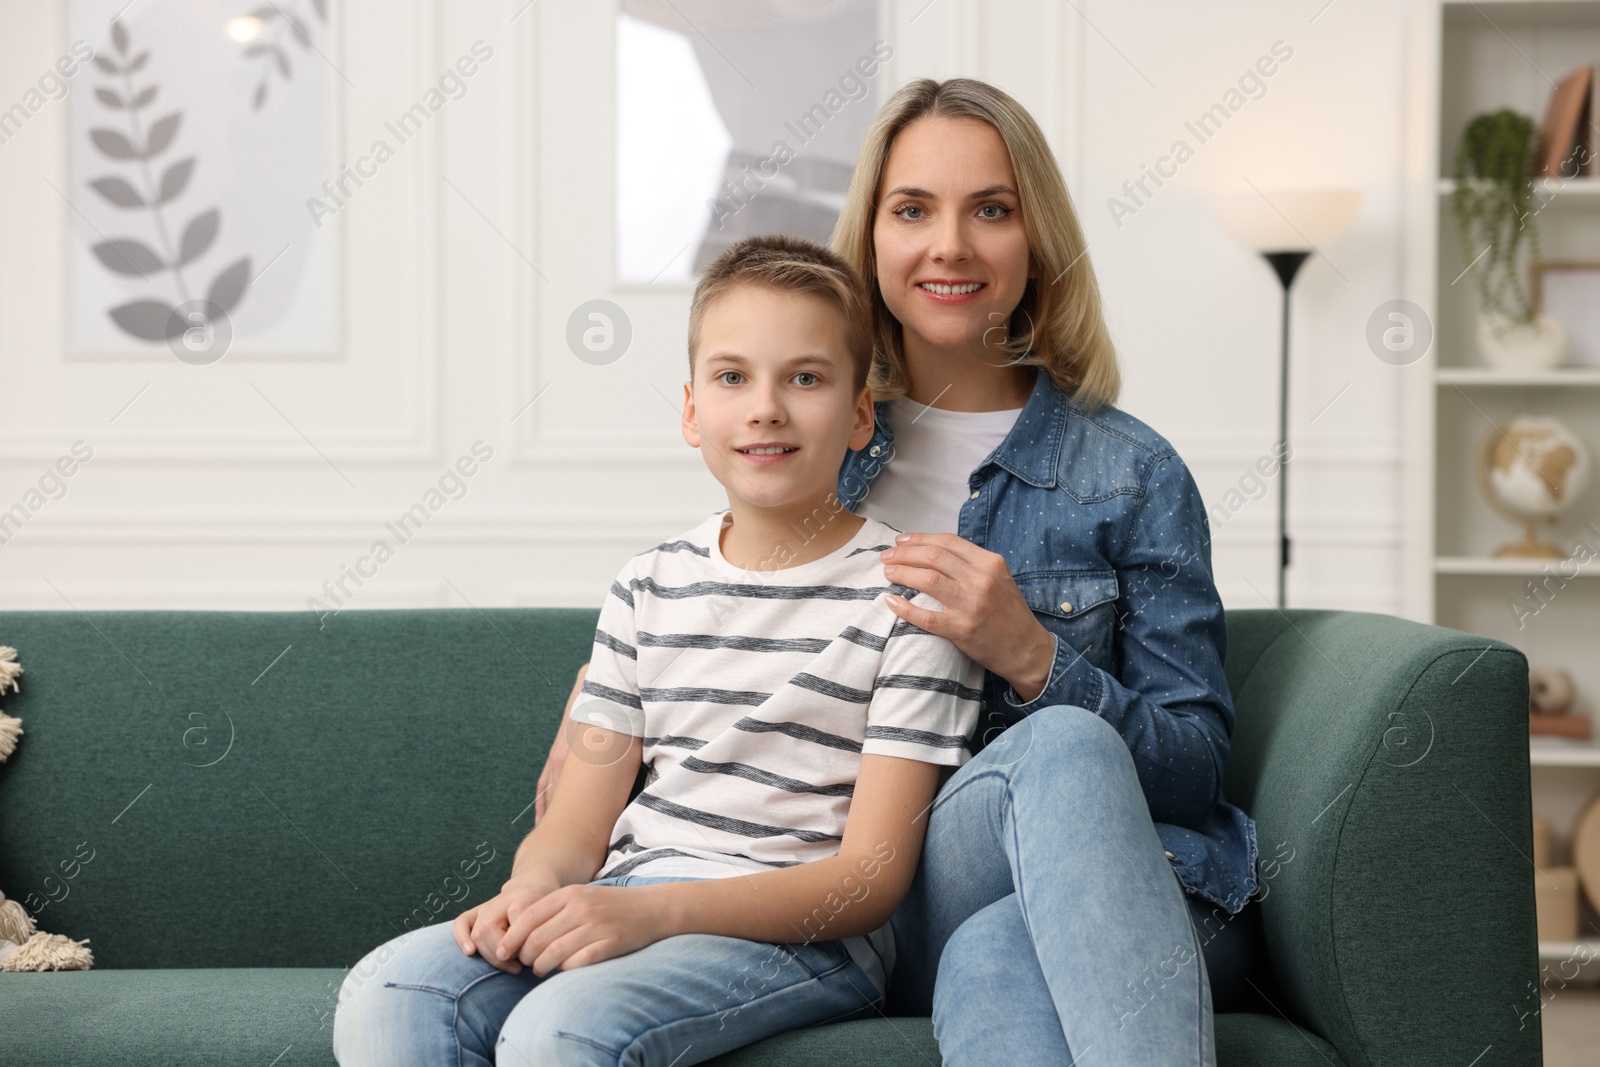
[{"left": 455, "top": 874, "right": 668, "bottom": 977}]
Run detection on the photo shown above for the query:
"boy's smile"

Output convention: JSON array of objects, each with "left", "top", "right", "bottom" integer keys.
[{"left": 734, "top": 444, "right": 800, "bottom": 464}]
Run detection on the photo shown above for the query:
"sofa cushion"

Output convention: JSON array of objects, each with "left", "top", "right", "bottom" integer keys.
[{"left": 0, "top": 967, "right": 1340, "bottom": 1066}]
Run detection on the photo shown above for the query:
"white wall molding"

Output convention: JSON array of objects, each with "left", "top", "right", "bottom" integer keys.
[
  {"left": 1, "top": 510, "right": 701, "bottom": 544},
  {"left": 0, "top": 580, "right": 454, "bottom": 611},
  {"left": 3, "top": 509, "right": 1397, "bottom": 548}
]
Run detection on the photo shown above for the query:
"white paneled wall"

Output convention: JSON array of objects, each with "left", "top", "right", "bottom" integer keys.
[{"left": 0, "top": 0, "right": 1421, "bottom": 619}]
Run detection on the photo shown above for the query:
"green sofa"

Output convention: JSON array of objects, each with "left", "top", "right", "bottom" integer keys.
[{"left": 0, "top": 606, "right": 1541, "bottom": 1065}]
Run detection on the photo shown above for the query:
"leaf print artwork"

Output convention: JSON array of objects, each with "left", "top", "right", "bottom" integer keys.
[
  {"left": 67, "top": 0, "right": 338, "bottom": 355},
  {"left": 236, "top": 0, "right": 329, "bottom": 111},
  {"left": 85, "top": 17, "right": 252, "bottom": 346}
]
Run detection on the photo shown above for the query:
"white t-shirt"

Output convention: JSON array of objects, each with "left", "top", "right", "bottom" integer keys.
[
  {"left": 574, "top": 510, "right": 985, "bottom": 992},
  {"left": 854, "top": 397, "right": 1025, "bottom": 535}
]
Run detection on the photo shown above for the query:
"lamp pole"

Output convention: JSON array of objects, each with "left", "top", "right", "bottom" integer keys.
[
  {"left": 1209, "top": 187, "right": 1360, "bottom": 607},
  {"left": 1261, "top": 250, "right": 1309, "bottom": 610}
]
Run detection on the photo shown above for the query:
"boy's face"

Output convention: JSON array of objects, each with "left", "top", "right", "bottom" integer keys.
[{"left": 682, "top": 284, "right": 875, "bottom": 514}]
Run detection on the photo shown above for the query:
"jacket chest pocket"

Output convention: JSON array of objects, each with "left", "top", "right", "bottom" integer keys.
[{"left": 1014, "top": 570, "right": 1120, "bottom": 673}]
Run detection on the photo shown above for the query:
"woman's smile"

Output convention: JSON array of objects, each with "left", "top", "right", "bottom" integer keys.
[{"left": 916, "top": 279, "right": 988, "bottom": 304}]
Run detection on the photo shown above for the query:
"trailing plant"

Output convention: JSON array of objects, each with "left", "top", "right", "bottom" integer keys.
[{"left": 1451, "top": 108, "right": 1542, "bottom": 325}]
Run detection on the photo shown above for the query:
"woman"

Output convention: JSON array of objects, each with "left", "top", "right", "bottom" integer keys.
[{"left": 539, "top": 77, "right": 1262, "bottom": 1065}]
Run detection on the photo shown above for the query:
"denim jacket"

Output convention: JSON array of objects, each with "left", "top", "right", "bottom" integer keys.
[{"left": 836, "top": 366, "right": 1260, "bottom": 916}]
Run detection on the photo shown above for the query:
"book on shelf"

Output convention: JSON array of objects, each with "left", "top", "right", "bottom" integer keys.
[
  {"left": 1531, "top": 712, "right": 1593, "bottom": 740},
  {"left": 1539, "top": 65, "right": 1595, "bottom": 178}
]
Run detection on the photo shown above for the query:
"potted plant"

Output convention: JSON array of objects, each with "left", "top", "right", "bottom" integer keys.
[{"left": 1451, "top": 108, "right": 1567, "bottom": 371}]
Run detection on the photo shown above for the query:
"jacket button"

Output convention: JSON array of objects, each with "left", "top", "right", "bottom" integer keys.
[
  {"left": 969, "top": 489, "right": 980, "bottom": 499},
  {"left": 1060, "top": 601, "right": 1072, "bottom": 612},
  {"left": 869, "top": 445, "right": 881, "bottom": 457},
  {"left": 1164, "top": 850, "right": 1175, "bottom": 859}
]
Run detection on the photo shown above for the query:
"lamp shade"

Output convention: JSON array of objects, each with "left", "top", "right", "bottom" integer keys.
[{"left": 1209, "top": 188, "right": 1362, "bottom": 252}]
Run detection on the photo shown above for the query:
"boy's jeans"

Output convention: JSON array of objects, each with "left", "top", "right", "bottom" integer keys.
[
  {"left": 888, "top": 702, "right": 1259, "bottom": 1067},
  {"left": 331, "top": 874, "right": 880, "bottom": 1066}
]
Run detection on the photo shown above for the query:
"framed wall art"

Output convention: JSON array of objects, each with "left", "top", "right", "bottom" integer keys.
[
  {"left": 1532, "top": 259, "right": 1600, "bottom": 367},
  {"left": 65, "top": 0, "right": 342, "bottom": 358},
  {"left": 614, "top": 0, "right": 886, "bottom": 286}
]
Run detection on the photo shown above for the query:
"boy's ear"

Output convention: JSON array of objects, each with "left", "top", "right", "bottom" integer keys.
[
  {"left": 848, "top": 384, "right": 876, "bottom": 451},
  {"left": 681, "top": 380, "right": 700, "bottom": 448}
]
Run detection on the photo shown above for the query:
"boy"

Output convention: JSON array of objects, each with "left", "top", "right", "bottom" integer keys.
[{"left": 333, "top": 234, "right": 981, "bottom": 1066}]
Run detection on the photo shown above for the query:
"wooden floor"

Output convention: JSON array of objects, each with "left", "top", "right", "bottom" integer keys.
[{"left": 1543, "top": 986, "right": 1600, "bottom": 1066}]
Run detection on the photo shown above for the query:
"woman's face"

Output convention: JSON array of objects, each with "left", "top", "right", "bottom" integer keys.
[{"left": 872, "top": 115, "right": 1035, "bottom": 359}]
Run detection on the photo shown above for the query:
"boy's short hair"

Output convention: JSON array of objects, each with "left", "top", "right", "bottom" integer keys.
[{"left": 687, "top": 234, "right": 873, "bottom": 396}]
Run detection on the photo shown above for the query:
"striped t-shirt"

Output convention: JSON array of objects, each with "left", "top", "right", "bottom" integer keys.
[{"left": 572, "top": 509, "right": 983, "bottom": 987}]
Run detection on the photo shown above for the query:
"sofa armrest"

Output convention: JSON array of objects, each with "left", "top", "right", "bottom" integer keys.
[{"left": 1222, "top": 609, "right": 1540, "bottom": 1067}]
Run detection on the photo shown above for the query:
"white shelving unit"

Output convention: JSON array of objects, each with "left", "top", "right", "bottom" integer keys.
[
  {"left": 1406, "top": 0, "right": 1600, "bottom": 983},
  {"left": 1532, "top": 742, "right": 1600, "bottom": 769},
  {"left": 1435, "top": 556, "right": 1600, "bottom": 575},
  {"left": 1438, "top": 175, "right": 1600, "bottom": 196},
  {"left": 1435, "top": 368, "right": 1600, "bottom": 386}
]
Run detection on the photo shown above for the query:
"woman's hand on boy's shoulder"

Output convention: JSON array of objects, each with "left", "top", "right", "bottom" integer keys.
[
  {"left": 879, "top": 532, "right": 1054, "bottom": 700},
  {"left": 453, "top": 870, "right": 562, "bottom": 974}
]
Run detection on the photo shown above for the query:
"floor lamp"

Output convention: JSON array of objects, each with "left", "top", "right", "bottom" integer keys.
[{"left": 1209, "top": 189, "right": 1362, "bottom": 608}]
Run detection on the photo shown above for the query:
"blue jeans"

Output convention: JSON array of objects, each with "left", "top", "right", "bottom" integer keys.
[
  {"left": 331, "top": 874, "right": 881, "bottom": 1066},
  {"left": 887, "top": 704, "right": 1260, "bottom": 1066}
]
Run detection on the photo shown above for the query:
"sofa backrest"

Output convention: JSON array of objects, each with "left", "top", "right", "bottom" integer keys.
[{"left": 0, "top": 608, "right": 595, "bottom": 968}]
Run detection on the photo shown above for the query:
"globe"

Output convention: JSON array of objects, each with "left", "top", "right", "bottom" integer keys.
[{"left": 1474, "top": 412, "right": 1591, "bottom": 559}]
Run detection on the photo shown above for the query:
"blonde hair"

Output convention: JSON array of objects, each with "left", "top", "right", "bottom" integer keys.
[
  {"left": 831, "top": 77, "right": 1120, "bottom": 412},
  {"left": 687, "top": 234, "right": 873, "bottom": 396}
]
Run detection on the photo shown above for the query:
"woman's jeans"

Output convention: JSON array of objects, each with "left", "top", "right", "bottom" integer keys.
[
  {"left": 331, "top": 874, "right": 881, "bottom": 1066},
  {"left": 888, "top": 703, "right": 1261, "bottom": 1067}
]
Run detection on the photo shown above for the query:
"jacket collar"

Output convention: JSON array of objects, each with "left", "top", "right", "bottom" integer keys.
[{"left": 871, "top": 364, "right": 1068, "bottom": 489}]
